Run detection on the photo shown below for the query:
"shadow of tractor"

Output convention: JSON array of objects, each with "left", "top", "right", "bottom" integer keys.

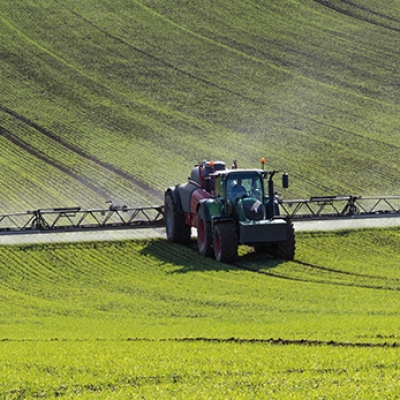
[{"left": 139, "top": 238, "right": 288, "bottom": 274}]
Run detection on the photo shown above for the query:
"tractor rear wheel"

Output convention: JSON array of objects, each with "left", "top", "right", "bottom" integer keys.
[
  {"left": 165, "top": 191, "right": 191, "bottom": 244},
  {"left": 213, "top": 222, "right": 238, "bottom": 264},
  {"left": 197, "top": 207, "right": 213, "bottom": 257},
  {"left": 272, "top": 219, "right": 295, "bottom": 260}
]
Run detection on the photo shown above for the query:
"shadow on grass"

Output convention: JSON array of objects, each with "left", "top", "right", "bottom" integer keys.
[{"left": 139, "top": 238, "right": 287, "bottom": 274}]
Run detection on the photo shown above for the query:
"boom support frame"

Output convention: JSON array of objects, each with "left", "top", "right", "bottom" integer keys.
[
  {"left": 1, "top": 195, "right": 400, "bottom": 235},
  {"left": 279, "top": 195, "right": 400, "bottom": 220},
  {"left": 0, "top": 205, "right": 164, "bottom": 234}
]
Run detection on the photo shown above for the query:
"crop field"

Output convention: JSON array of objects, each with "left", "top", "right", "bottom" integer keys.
[
  {"left": 2, "top": 0, "right": 400, "bottom": 398},
  {"left": 2, "top": 228, "right": 400, "bottom": 398},
  {"left": 2, "top": 0, "right": 400, "bottom": 210}
]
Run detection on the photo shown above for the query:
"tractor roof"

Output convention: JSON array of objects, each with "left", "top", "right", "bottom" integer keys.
[{"left": 210, "top": 168, "right": 264, "bottom": 177}]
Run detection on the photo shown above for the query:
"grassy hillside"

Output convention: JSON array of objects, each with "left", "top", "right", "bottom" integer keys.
[
  {"left": 2, "top": 229, "right": 400, "bottom": 398},
  {"left": 1, "top": 0, "right": 400, "bottom": 211}
]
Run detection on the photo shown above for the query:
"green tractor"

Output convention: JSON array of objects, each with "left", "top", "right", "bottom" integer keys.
[{"left": 165, "top": 159, "right": 295, "bottom": 263}]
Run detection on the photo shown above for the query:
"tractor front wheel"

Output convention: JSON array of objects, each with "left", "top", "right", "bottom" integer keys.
[
  {"left": 213, "top": 222, "right": 238, "bottom": 264},
  {"left": 272, "top": 219, "right": 295, "bottom": 260}
]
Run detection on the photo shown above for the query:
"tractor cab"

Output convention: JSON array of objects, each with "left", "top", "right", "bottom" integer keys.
[
  {"left": 225, "top": 171, "right": 264, "bottom": 203},
  {"left": 214, "top": 168, "right": 286, "bottom": 221},
  {"left": 213, "top": 170, "right": 265, "bottom": 219}
]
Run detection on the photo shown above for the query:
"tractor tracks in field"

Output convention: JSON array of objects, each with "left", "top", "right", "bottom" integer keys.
[
  {"left": 66, "top": 9, "right": 252, "bottom": 102},
  {"left": 314, "top": 0, "right": 400, "bottom": 33},
  {"left": 234, "top": 259, "right": 400, "bottom": 292},
  {"left": 0, "top": 124, "right": 109, "bottom": 198},
  {"left": 0, "top": 105, "right": 161, "bottom": 200},
  {"left": 293, "top": 259, "right": 398, "bottom": 282}
]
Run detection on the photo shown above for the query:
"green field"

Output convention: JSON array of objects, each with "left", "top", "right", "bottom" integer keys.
[
  {"left": 2, "top": 0, "right": 400, "bottom": 398},
  {"left": 2, "top": 0, "right": 400, "bottom": 210},
  {"left": 2, "top": 229, "right": 400, "bottom": 398}
]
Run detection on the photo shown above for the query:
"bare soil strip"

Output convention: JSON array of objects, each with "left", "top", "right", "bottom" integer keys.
[
  {"left": 168, "top": 337, "right": 400, "bottom": 348},
  {"left": 2, "top": 337, "right": 399, "bottom": 348}
]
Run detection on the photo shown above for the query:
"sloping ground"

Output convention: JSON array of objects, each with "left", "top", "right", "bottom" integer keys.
[
  {"left": 0, "top": 105, "right": 162, "bottom": 211},
  {"left": 1, "top": 229, "right": 400, "bottom": 397},
  {"left": 1, "top": 0, "right": 400, "bottom": 212},
  {"left": 2, "top": 229, "right": 400, "bottom": 343}
]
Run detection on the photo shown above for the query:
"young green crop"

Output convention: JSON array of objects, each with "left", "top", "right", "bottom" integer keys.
[
  {"left": 1, "top": 230, "right": 400, "bottom": 343},
  {"left": 1, "top": 229, "right": 400, "bottom": 397},
  {"left": 2, "top": 0, "right": 400, "bottom": 212},
  {"left": 2, "top": 338, "right": 400, "bottom": 399},
  {"left": 2, "top": 0, "right": 400, "bottom": 397}
]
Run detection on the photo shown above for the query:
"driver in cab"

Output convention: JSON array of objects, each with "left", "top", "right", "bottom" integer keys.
[{"left": 230, "top": 179, "right": 247, "bottom": 201}]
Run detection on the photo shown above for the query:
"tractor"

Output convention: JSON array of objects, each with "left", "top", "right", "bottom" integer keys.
[{"left": 164, "top": 159, "right": 295, "bottom": 263}]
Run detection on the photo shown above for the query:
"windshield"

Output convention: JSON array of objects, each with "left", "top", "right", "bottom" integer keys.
[{"left": 227, "top": 172, "right": 263, "bottom": 201}]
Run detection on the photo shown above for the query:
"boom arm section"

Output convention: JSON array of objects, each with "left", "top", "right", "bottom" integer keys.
[
  {"left": 0, "top": 205, "right": 164, "bottom": 234},
  {"left": 279, "top": 195, "right": 400, "bottom": 220},
  {"left": 1, "top": 195, "right": 400, "bottom": 235}
]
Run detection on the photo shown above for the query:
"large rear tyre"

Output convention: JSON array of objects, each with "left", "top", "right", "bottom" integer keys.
[
  {"left": 165, "top": 191, "right": 191, "bottom": 244},
  {"left": 197, "top": 207, "right": 213, "bottom": 257},
  {"left": 272, "top": 219, "right": 295, "bottom": 260},
  {"left": 213, "top": 222, "right": 238, "bottom": 264}
]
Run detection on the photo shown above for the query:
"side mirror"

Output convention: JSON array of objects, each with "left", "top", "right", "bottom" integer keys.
[{"left": 282, "top": 173, "right": 289, "bottom": 189}]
